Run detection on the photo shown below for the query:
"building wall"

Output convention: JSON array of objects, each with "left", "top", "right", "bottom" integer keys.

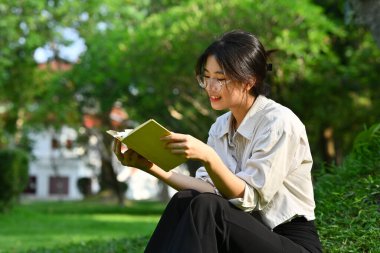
[{"left": 23, "top": 127, "right": 100, "bottom": 201}]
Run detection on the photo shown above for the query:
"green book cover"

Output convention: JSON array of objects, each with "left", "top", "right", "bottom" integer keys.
[{"left": 107, "top": 119, "right": 187, "bottom": 171}]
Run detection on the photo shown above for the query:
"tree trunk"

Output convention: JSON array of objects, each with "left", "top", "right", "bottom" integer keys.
[
  {"left": 100, "top": 155, "right": 124, "bottom": 205},
  {"left": 91, "top": 129, "right": 125, "bottom": 205},
  {"left": 349, "top": 0, "right": 380, "bottom": 48}
]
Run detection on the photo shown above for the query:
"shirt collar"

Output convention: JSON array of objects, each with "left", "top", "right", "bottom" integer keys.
[{"left": 217, "top": 95, "right": 269, "bottom": 139}]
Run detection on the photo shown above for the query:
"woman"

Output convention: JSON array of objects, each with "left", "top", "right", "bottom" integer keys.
[{"left": 113, "top": 30, "right": 322, "bottom": 253}]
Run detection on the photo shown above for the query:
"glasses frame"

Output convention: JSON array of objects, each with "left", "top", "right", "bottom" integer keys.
[{"left": 196, "top": 75, "right": 231, "bottom": 91}]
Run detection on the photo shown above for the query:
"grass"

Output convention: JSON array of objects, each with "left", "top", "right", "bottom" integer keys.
[
  {"left": 1, "top": 174, "right": 379, "bottom": 253},
  {"left": 314, "top": 123, "right": 380, "bottom": 253},
  {"left": 0, "top": 200, "right": 165, "bottom": 253},
  {"left": 2, "top": 124, "right": 379, "bottom": 252},
  {"left": 315, "top": 172, "right": 380, "bottom": 252},
  {"left": 4, "top": 171, "right": 378, "bottom": 253}
]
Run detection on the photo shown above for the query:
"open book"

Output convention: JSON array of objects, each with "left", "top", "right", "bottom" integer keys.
[{"left": 107, "top": 119, "right": 187, "bottom": 171}]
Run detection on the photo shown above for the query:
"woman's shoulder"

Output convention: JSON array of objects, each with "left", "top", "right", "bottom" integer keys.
[{"left": 259, "top": 98, "right": 305, "bottom": 134}]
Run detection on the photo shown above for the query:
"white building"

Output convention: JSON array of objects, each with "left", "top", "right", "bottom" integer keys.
[{"left": 22, "top": 126, "right": 100, "bottom": 201}]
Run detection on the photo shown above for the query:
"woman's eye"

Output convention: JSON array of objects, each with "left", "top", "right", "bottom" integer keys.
[{"left": 217, "top": 78, "right": 226, "bottom": 82}]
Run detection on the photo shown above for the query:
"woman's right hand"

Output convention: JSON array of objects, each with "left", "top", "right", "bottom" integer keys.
[{"left": 113, "top": 139, "right": 153, "bottom": 171}]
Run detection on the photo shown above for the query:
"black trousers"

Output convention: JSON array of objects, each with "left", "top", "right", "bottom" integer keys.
[{"left": 145, "top": 190, "right": 322, "bottom": 253}]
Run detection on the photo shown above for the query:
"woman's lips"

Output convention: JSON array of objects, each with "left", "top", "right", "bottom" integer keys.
[{"left": 209, "top": 96, "right": 221, "bottom": 102}]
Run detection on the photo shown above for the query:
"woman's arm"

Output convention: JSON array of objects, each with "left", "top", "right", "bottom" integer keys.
[
  {"left": 162, "top": 133, "right": 246, "bottom": 199},
  {"left": 147, "top": 164, "right": 215, "bottom": 193},
  {"left": 113, "top": 139, "right": 214, "bottom": 193}
]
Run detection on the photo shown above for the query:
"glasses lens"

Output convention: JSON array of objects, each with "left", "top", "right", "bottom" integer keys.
[
  {"left": 214, "top": 80, "right": 223, "bottom": 91},
  {"left": 197, "top": 75, "right": 206, "bottom": 88}
]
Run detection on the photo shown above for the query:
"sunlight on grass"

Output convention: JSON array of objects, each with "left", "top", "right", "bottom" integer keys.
[
  {"left": 0, "top": 200, "right": 164, "bottom": 252},
  {"left": 90, "top": 214, "right": 158, "bottom": 223}
]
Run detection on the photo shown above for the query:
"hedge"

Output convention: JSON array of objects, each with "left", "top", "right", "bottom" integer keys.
[{"left": 0, "top": 148, "right": 29, "bottom": 212}]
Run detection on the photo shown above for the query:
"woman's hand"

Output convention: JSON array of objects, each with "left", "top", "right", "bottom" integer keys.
[
  {"left": 161, "top": 133, "right": 213, "bottom": 163},
  {"left": 113, "top": 139, "right": 153, "bottom": 171}
]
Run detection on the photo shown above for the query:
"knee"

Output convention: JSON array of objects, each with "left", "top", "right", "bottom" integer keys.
[
  {"left": 172, "top": 189, "right": 200, "bottom": 200},
  {"left": 166, "top": 189, "right": 201, "bottom": 212},
  {"left": 190, "top": 193, "right": 226, "bottom": 211}
]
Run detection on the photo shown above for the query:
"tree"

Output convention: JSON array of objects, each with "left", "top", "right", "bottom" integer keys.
[
  {"left": 348, "top": 0, "right": 380, "bottom": 48},
  {"left": 68, "top": 0, "right": 185, "bottom": 203},
  {"left": 0, "top": 0, "right": 92, "bottom": 149},
  {"left": 81, "top": 0, "right": 341, "bottom": 162},
  {"left": 72, "top": 0, "right": 380, "bottom": 170},
  {"left": 311, "top": 0, "right": 380, "bottom": 165},
  {"left": 0, "top": 0, "right": 157, "bottom": 204}
]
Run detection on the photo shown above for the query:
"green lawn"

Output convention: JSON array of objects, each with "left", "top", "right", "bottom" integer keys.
[
  {"left": 2, "top": 125, "right": 379, "bottom": 252},
  {"left": 0, "top": 200, "right": 165, "bottom": 253},
  {"left": 1, "top": 171, "right": 379, "bottom": 253}
]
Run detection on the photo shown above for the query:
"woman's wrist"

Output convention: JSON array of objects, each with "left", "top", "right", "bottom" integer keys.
[{"left": 201, "top": 145, "right": 217, "bottom": 166}]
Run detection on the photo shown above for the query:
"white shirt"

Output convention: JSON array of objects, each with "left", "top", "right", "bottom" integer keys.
[{"left": 195, "top": 95, "right": 316, "bottom": 229}]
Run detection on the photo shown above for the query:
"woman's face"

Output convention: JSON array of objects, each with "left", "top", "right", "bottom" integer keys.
[{"left": 203, "top": 55, "right": 253, "bottom": 112}]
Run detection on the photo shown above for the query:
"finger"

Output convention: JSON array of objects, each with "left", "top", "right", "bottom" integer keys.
[
  {"left": 114, "top": 140, "right": 123, "bottom": 157},
  {"left": 166, "top": 142, "right": 185, "bottom": 149},
  {"left": 114, "top": 140, "right": 119, "bottom": 153},
  {"left": 161, "top": 133, "right": 187, "bottom": 142},
  {"left": 127, "top": 150, "right": 142, "bottom": 165},
  {"left": 113, "top": 139, "right": 118, "bottom": 153}
]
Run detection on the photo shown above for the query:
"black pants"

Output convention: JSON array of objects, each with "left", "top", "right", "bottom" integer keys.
[{"left": 145, "top": 190, "right": 322, "bottom": 253}]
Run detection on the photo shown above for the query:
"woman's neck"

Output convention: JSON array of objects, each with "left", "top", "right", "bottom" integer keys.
[{"left": 231, "top": 95, "right": 256, "bottom": 129}]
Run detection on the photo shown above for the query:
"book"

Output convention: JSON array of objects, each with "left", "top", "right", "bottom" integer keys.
[{"left": 107, "top": 119, "right": 187, "bottom": 171}]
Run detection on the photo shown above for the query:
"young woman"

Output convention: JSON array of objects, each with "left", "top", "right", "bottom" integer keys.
[{"left": 113, "top": 30, "right": 322, "bottom": 253}]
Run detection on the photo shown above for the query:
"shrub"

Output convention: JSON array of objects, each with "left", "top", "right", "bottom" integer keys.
[
  {"left": 349, "top": 123, "right": 380, "bottom": 175},
  {"left": 77, "top": 177, "right": 92, "bottom": 197},
  {"left": 0, "top": 148, "right": 29, "bottom": 212}
]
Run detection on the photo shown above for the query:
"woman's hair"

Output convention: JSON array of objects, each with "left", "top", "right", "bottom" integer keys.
[{"left": 195, "top": 30, "right": 273, "bottom": 96}]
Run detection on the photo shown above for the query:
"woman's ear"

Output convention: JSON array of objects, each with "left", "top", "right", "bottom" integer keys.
[{"left": 245, "top": 77, "right": 256, "bottom": 91}]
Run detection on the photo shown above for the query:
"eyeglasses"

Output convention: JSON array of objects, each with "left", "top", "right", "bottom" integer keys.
[{"left": 196, "top": 75, "right": 231, "bottom": 91}]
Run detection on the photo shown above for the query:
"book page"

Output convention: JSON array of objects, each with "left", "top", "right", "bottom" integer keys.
[{"left": 106, "top": 129, "right": 133, "bottom": 142}]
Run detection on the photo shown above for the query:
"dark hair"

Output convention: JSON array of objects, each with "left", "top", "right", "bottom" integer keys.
[{"left": 195, "top": 30, "right": 273, "bottom": 96}]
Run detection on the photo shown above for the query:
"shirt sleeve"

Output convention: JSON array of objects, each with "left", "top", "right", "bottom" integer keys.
[
  {"left": 235, "top": 120, "right": 299, "bottom": 211},
  {"left": 228, "top": 183, "right": 259, "bottom": 212}
]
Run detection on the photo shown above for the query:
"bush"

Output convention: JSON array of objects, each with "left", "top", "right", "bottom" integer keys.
[
  {"left": 0, "top": 148, "right": 29, "bottom": 212},
  {"left": 77, "top": 177, "right": 92, "bottom": 197}
]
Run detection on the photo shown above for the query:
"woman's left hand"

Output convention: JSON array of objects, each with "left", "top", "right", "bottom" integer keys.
[{"left": 161, "top": 133, "right": 213, "bottom": 162}]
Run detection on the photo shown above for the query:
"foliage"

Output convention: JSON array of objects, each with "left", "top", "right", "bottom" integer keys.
[
  {"left": 348, "top": 0, "right": 380, "bottom": 48},
  {"left": 44, "top": 0, "right": 380, "bottom": 171},
  {"left": 309, "top": 0, "right": 380, "bottom": 166},
  {"left": 348, "top": 122, "right": 380, "bottom": 176},
  {"left": 70, "top": 0, "right": 380, "bottom": 168},
  {"left": 315, "top": 122, "right": 380, "bottom": 252},
  {"left": 0, "top": 148, "right": 29, "bottom": 212},
  {"left": 0, "top": 0, "right": 87, "bottom": 148},
  {"left": 0, "top": 0, "right": 160, "bottom": 202}
]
